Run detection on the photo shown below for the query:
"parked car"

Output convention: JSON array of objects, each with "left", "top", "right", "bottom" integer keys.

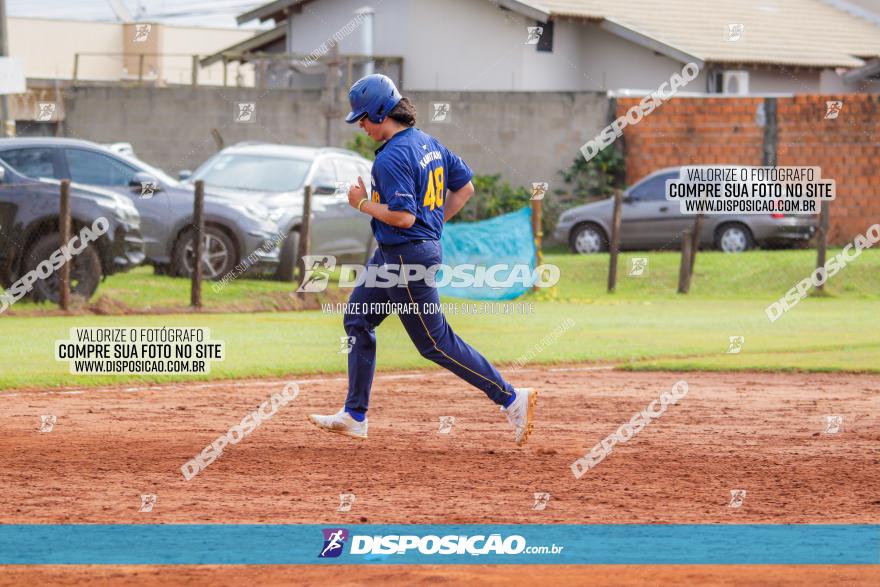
[
  {"left": 554, "top": 166, "right": 818, "bottom": 253},
  {"left": 0, "top": 138, "right": 283, "bottom": 279},
  {"left": 0, "top": 159, "right": 145, "bottom": 302},
  {"left": 181, "top": 142, "right": 375, "bottom": 281}
]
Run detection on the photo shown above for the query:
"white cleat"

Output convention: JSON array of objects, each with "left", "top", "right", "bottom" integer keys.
[
  {"left": 307, "top": 409, "right": 368, "bottom": 440},
  {"left": 501, "top": 388, "right": 538, "bottom": 446}
]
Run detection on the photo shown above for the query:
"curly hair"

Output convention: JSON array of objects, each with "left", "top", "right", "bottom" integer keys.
[{"left": 387, "top": 97, "right": 417, "bottom": 127}]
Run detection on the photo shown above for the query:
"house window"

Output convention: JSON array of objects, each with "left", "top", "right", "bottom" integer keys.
[{"left": 537, "top": 21, "right": 553, "bottom": 52}]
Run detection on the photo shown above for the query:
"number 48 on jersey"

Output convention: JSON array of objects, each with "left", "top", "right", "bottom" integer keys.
[{"left": 422, "top": 167, "right": 445, "bottom": 211}]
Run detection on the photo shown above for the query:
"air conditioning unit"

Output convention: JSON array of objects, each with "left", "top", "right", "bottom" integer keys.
[{"left": 722, "top": 70, "right": 749, "bottom": 95}]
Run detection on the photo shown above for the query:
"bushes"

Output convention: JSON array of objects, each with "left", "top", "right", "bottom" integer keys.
[
  {"left": 345, "top": 134, "right": 381, "bottom": 160},
  {"left": 450, "top": 174, "right": 531, "bottom": 224}
]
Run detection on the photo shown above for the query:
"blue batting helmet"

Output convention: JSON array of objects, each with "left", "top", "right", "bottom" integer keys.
[{"left": 345, "top": 74, "right": 402, "bottom": 124}]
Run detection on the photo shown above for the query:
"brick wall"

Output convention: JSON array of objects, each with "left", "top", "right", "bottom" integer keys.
[{"left": 616, "top": 95, "right": 880, "bottom": 244}]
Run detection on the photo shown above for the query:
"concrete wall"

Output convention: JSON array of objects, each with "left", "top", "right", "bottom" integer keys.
[
  {"left": 9, "top": 18, "right": 122, "bottom": 81},
  {"left": 58, "top": 85, "right": 608, "bottom": 189},
  {"left": 8, "top": 17, "right": 256, "bottom": 87}
]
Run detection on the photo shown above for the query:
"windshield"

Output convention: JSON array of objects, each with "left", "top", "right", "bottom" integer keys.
[{"left": 191, "top": 153, "right": 311, "bottom": 192}]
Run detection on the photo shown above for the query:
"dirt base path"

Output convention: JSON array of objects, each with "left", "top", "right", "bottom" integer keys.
[{"left": 2, "top": 367, "right": 878, "bottom": 584}]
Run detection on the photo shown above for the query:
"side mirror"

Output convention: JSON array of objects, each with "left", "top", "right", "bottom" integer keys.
[
  {"left": 623, "top": 194, "right": 638, "bottom": 204},
  {"left": 313, "top": 184, "right": 337, "bottom": 196},
  {"left": 178, "top": 169, "right": 193, "bottom": 180},
  {"left": 130, "top": 171, "right": 161, "bottom": 192}
]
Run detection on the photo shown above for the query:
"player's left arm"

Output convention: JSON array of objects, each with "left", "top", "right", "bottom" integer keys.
[
  {"left": 441, "top": 146, "right": 474, "bottom": 222},
  {"left": 443, "top": 181, "right": 474, "bottom": 221}
]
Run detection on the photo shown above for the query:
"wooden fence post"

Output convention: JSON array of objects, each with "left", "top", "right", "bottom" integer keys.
[
  {"left": 678, "top": 228, "right": 693, "bottom": 294},
  {"left": 297, "top": 185, "right": 314, "bottom": 294},
  {"left": 608, "top": 189, "right": 623, "bottom": 293},
  {"left": 689, "top": 213, "right": 703, "bottom": 277},
  {"left": 531, "top": 196, "right": 543, "bottom": 291},
  {"left": 816, "top": 201, "right": 830, "bottom": 291},
  {"left": 191, "top": 180, "right": 205, "bottom": 308},
  {"left": 59, "top": 179, "right": 71, "bottom": 311}
]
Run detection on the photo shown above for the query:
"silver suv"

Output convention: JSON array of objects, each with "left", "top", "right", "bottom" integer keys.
[
  {"left": 183, "top": 143, "right": 375, "bottom": 281},
  {"left": 554, "top": 167, "right": 818, "bottom": 254}
]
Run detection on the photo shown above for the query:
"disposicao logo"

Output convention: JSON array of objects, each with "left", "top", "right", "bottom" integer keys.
[{"left": 319, "top": 528, "right": 349, "bottom": 558}]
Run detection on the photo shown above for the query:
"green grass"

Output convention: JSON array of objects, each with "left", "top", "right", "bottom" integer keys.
[
  {"left": 6, "top": 267, "right": 311, "bottom": 313},
  {"left": 1, "top": 249, "right": 877, "bottom": 389},
  {"left": 2, "top": 297, "right": 878, "bottom": 390},
  {"left": 548, "top": 248, "right": 880, "bottom": 301}
]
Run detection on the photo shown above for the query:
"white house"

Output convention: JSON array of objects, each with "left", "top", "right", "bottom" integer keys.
[{"left": 220, "top": 0, "right": 880, "bottom": 94}]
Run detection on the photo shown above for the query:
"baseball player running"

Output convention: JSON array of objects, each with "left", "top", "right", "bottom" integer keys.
[{"left": 308, "top": 74, "right": 537, "bottom": 446}]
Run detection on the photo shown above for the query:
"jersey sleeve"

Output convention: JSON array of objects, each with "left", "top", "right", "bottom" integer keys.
[
  {"left": 374, "top": 151, "right": 418, "bottom": 215},
  {"left": 443, "top": 146, "right": 474, "bottom": 191}
]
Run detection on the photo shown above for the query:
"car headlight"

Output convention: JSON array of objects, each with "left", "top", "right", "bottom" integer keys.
[
  {"left": 111, "top": 201, "right": 139, "bottom": 225},
  {"left": 230, "top": 204, "right": 270, "bottom": 220},
  {"left": 268, "top": 208, "right": 287, "bottom": 222}
]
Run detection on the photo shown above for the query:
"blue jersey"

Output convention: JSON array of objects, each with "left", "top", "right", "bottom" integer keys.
[{"left": 369, "top": 127, "right": 473, "bottom": 245}]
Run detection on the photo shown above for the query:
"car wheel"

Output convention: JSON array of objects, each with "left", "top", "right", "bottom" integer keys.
[
  {"left": 569, "top": 223, "right": 608, "bottom": 254},
  {"left": 275, "top": 229, "right": 300, "bottom": 282},
  {"left": 173, "top": 226, "right": 236, "bottom": 280},
  {"left": 24, "top": 232, "right": 102, "bottom": 302},
  {"left": 715, "top": 223, "right": 755, "bottom": 253}
]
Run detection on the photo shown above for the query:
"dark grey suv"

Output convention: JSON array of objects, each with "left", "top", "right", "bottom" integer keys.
[
  {"left": 0, "top": 160, "right": 144, "bottom": 303},
  {"left": 554, "top": 167, "right": 818, "bottom": 254},
  {"left": 0, "top": 138, "right": 284, "bottom": 279}
]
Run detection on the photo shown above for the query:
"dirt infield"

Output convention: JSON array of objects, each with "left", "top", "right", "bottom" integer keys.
[
  {"left": 1, "top": 367, "right": 878, "bottom": 584},
  {"left": 2, "top": 565, "right": 878, "bottom": 586}
]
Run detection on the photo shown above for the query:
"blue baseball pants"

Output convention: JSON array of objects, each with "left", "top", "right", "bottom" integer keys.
[{"left": 343, "top": 239, "right": 515, "bottom": 417}]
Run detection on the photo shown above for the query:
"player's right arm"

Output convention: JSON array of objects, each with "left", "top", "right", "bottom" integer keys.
[
  {"left": 348, "top": 176, "right": 416, "bottom": 228},
  {"left": 350, "top": 153, "right": 418, "bottom": 229}
]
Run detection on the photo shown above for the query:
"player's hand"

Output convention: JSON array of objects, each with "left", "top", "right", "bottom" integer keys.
[{"left": 348, "top": 176, "right": 369, "bottom": 209}]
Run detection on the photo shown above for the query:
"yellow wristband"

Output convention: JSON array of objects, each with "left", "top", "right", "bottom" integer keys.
[{"left": 357, "top": 198, "right": 369, "bottom": 212}]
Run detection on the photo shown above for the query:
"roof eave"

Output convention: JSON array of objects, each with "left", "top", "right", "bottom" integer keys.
[
  {"left": 492, "top": 0, "right": 550, "bottom": 23},
  {"left": 599, "top": 18, "right": 704, "bottom": 69},
  {"left": 200, "top": 23, "right": 287, "bottom": 66},
  {"left": 843, "top": 58, "right": 880, "bottom": 82},
  {"left": 237, "top": 0, "right": 299, "bottom": 25}
]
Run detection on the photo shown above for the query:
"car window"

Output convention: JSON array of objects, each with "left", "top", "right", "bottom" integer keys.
[
  {"left": 334, "top": 158, "right": 363, "bottom": 189},
  {"left": 311, "top": 159, "right": 337, "bottom": 189},
  {"left": 357, "top": 162, "right": 372, "bottom": 181},
  {"left": 191, "top": 153, "right": 310, "bottom": 192},
  {"left": 630, "top": 172, "right": 678, "bottom": 201},
  {"left": 0, "top": 148, "right": 57, "bottom": 179},
  {"left": 66, "top": 149, "right": 138, "bottom": 186}
]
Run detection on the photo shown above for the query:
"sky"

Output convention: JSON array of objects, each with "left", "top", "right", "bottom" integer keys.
[{"left": 7, "top": 0, "right": 273, "bottom": 28}]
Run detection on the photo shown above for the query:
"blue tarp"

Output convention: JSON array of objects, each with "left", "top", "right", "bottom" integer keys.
[{"left": 438, "top": 207, "right": 536, "bottom": 300}]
